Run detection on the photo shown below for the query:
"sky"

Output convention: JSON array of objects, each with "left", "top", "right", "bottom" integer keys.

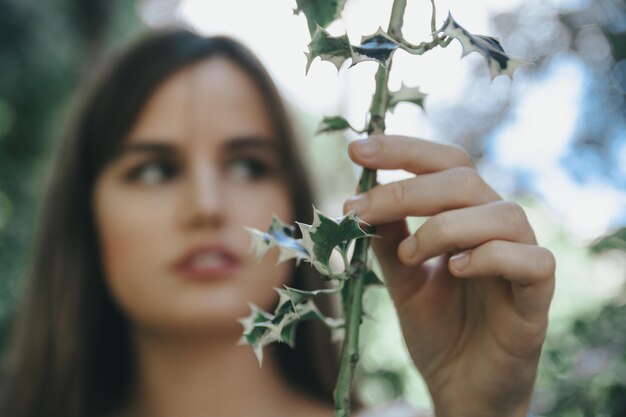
[{"left": 140, "top": 0, "right": 626, "bottom": 242}]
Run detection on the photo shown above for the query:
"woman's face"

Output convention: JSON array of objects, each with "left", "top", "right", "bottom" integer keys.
[{"left": 93, "top": 57, "right": 293, "bottom": 337}]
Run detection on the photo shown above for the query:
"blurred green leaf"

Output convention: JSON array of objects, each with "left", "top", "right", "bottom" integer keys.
[
  {"left": 294, "top": 0, "right": 347, "bottom": 36},
  {"left": 305, "top": 26, "right": 352, "bottom": 73},
  {"left": 606, "top": 31, "right": 626, "bottom": 61},
  {"left": 590, "top": 227, "right": 626, "bottom": 253},
  {"left": 388, "top": 83, "right": 426, "bottom": 111},
  {"left": 315, "top": 115, "right": 365, "bottom": 134},
  {"left": 0, "top": 0, "right": 143, "bottom": 358}
]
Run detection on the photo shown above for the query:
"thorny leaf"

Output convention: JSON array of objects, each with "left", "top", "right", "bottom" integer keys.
[
  {"left": 245, "top": 215, "right": 309, "bottom": 265},
  {"left": 237, "top": 303, "right": 276, "bottom": 364},
  {"left": 351, "top": 27, "right": 399, "bottom": 67},
  {"left": 316, "top": 115, "right": 365, "bottom": 135},
  {"left": 297, "top": 208, "right": 372, "bottom": 276},
  {"left": 388, "top": 83, "right": 427, "bottom": 111},
  {"left": 294, "top": 0, "right": 347, "bottom": 36},
  {"left": 245, "top": 227, "right": 274, "bottom": 262},
  {"left": 440, "top": 13, "right": 523, "bottom": 79},
  {"left": 305, "top": 26, "right": 352, "bottom": 73},
  {"left": 275, "top": 284, "right": 342, "bottom": 315},
  {"left": 591, "top": 227, "right": 626, "bottom": 254}
]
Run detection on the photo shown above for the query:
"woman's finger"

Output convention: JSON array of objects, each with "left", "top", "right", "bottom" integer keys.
[
  {"left": 448, "top": 240, "right": 556, "bottom": 322},
  {"left": 369, "top": 220, "right": 435, "bottom": 305},
  {"left": 348, "top": 135, "right": 474, "bottom": 174},
  {"left": 399, "top": 201, "right": 537, "bottom": 265},
  {"left": 343, "top": 166, "right": 501, "bottom": 225}
]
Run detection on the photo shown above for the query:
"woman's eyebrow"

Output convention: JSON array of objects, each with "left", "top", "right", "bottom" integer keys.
[
  {"left": 113, "top": 137, "right": 279, "bottom": 158},
  {"left": 116, "top": 142, "right": 177, "bottom": 156},
  {"left": 224, "top": 137, "right": 280, "bottom": 153}
]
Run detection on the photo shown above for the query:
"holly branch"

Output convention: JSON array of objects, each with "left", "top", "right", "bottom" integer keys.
[{"left": 242, "top": 1, "right": 522, "bottom": 416}]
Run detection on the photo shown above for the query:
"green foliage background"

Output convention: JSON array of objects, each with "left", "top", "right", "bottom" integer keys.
[{"left": 0, "top": 0, "right": 143, "bottom": 353}]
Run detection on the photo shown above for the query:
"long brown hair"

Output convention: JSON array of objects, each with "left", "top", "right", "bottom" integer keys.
[{"left": 0, "top": 28, "right": 339, "bottom": 417}]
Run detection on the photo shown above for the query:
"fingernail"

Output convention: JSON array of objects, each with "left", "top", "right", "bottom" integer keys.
[
  {"left": 344, "top": 194, "right": 368, "bottom": 216},
  {"left": 354, "top": 139, "right": 380, "bottom": 158},
  {"left": 450, "top": 251, "right": 470, "bottom": 272},
  {"left": 400, "top": 237, "right": 418, "bottom": 260}
]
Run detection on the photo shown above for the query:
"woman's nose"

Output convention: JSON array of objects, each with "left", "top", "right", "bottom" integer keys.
[{"left": 178, "top": 162, "right": 225, "bottom": 230}]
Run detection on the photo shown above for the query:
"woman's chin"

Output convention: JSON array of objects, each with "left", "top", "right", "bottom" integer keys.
[{"left": 131, "top": 313, "right": 246, "bottom": 342}]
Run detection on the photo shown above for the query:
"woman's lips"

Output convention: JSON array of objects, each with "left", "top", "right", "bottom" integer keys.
[{"left": 173, "top": 246, "right": 241, "bottom": 280}]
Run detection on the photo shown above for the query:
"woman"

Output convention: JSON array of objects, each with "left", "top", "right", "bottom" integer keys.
[{"left": 0, "top": 28, "right": 555, "bottom": 417}]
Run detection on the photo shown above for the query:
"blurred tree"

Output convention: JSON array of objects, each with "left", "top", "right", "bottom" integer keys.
[
  {"left": 528, "top": 2, "right": 626, "bottom": 413},
  {"left": 535, "top": 225, "right": 626, "bottom": 416},
  {"left": 591, "top": 227, "right": 626, "bottom": 254},
  {"left": 536, "top": 298, "right": 626, "bottom": 417},
  {"left": 430, "top": 0, "right": 626, "bottom": 191},
  {"left": 0, "top": 0, "right": 143, "bottom": 355},
  {"left": 557, "top": 0, "right": 626, "bottom": 189}
]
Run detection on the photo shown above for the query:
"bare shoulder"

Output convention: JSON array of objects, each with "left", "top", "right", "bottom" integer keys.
[{"left": 355, "top": 401, "right": 433, "bottom": 417}]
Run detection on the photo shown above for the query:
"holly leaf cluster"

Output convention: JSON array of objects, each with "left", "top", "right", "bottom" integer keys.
[
  {"left": 239, "top": 287, "right": 343, "bottom": 366},
  {"left": 241, "top": 208, "right": 377, "bottom": 363},
  {"left": 246, "top": 209, "right": 372, "bottom": 278}
]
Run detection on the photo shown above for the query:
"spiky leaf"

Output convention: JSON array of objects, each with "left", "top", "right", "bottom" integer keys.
[
  {"left": 244, "top": 227, "right": 274, "bottom": 261},
  {"left": 237, "top": 304, "right": 276, "bottom": 364},
  {"left": 276, "top": 284, "right": 342, "bottom": 315},
  {"left": 245, "top": 215, "right": 309, "bottom": 265},
  {"left": 294, "top": 0, "right": 347, "bottom": 35},
  {"left": 306, "top": 26, "right": 352, "bottom": 73},
  {"left": 297, "top": 208, "right": 371, "bottom": 276},
  {"left": 441, "top": 13, "right": 522, "bottom": 79},
  {"left": 388, "top": 83, "right": 427, "bottom": 111},
  {"left": 351, "top": 27, "right": 399, "bottom": 67},
  {"left": 591, "top": 227, "right": 626, "bottom": 253},
  {"left": 316, "top": 115, "right": 365, "bottom": 135}
]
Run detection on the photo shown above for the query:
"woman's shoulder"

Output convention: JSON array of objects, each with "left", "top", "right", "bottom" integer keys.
[{"left": 356, "top": 401, "right": 432, "bottom": 417}]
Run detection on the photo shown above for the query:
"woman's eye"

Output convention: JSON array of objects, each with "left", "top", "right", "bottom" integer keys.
[
  {"left": 227, "top": 157, "right": 272, "bottom": 181},
  {"left": 126, "top": 160, "right": 179, "bottom": 185}
]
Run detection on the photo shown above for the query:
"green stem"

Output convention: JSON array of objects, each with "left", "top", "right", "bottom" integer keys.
[
  {"left": 430, "top": 0, "right": 437, "bottom": 34},
  {"left": 333, "top": 4, "right": 400, "bottom": 415},
  {"left": 387, "top": 0, "right": 407, "bottom": 41},
  {"left": 394, "top": 0, "right": 451, "bottom": 54}
]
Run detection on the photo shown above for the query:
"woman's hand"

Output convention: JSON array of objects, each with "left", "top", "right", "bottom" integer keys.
[{"left": 343, "top": 135, "right": 555, "bottom": 417}]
